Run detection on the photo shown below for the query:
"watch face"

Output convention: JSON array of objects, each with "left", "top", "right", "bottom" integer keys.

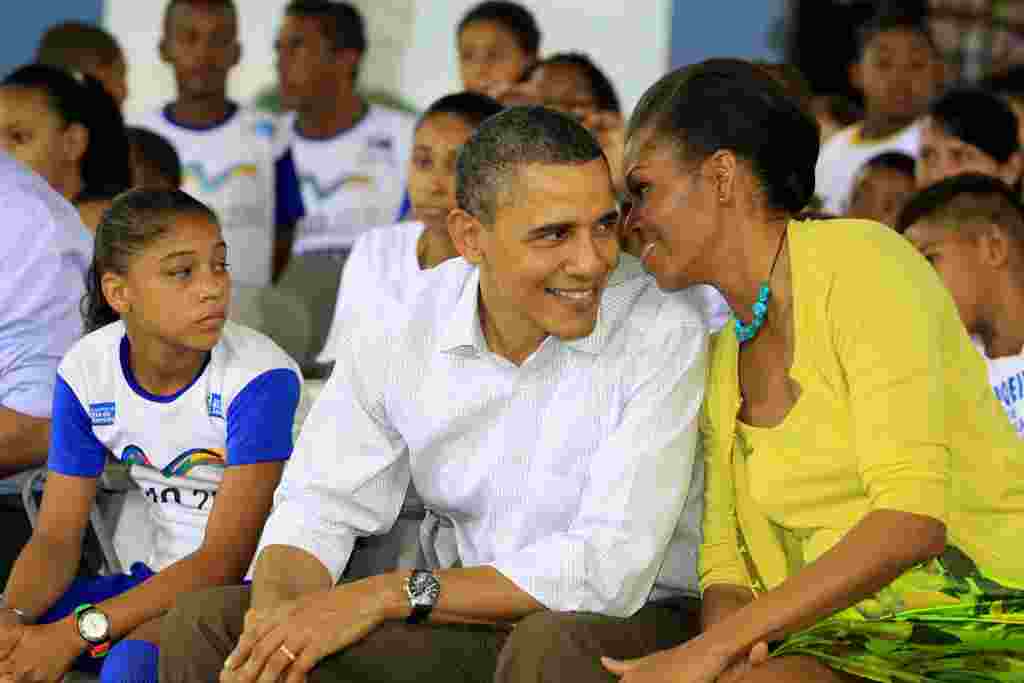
[
  {"left": 408, "top": 571, "right": 441, "bottom": 607},
  {"left": 79, "top": 610, "right": 110, "bottom": 642}
]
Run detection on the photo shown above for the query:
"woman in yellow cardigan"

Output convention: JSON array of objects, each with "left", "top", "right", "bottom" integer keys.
[{"left": 603, "top": 59, "right": 1024, "bottom": 683}]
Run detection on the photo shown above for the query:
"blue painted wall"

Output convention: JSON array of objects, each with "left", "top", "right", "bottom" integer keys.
[
  {"left": 671, "top": 1, "right": 787, "bottom": 69},
  {"left": 0, "top": 1, "right": 104, "bottom": 76}
]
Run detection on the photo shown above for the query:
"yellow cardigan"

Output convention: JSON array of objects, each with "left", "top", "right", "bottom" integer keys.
[{"left": 698, "top": 218, "right": 1024, "bottom": 595}]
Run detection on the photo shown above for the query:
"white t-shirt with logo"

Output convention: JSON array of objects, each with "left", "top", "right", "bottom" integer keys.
[
  {"left": 276, "top": 105, "right": 415, "bottom": 255},
  {"left": 814, "top": 121, "right": 922, "bottom": 215},
  {"left": 48, "top": 321, "right": 301, "bottom": 571},
  {"left": 133, "top": 105, "right": 278, "bottom": 286},
  {"left": 987, "top": 349, "right": 1024, "bottom": 437}
]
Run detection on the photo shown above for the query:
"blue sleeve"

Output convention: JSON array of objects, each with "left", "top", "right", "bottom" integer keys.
[
  {"left": 396, "top": 190, "right": 411, "bottom": 222},
  {"left": 274, "top": 149, "right": 305, "bottom": 230},
  {"left": 46, "top": 375, "right": 107, "bottom": 478},
  {"left": 226, "top": 368, "right": 300, "bottom": 466}
]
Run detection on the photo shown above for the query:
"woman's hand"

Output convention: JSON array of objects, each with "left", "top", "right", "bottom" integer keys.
[
  {"left": 601, "top": 636, "right": 769, "bottom": 683},
  {"left": 0, "top": 621, "right": 84, "bottom": 683}
]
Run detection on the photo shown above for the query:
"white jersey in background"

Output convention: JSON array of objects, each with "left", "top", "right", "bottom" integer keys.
[
  {"left": 814, "top": 121, "right": 922, "bottom": 215},
  {"left": 276, "top": 105, "right": 415, "bottom": 256},
  {"left": 48, "top": 321, "right": 301, "bottom": 571},
  {"left": 987, "top": 348, "right": 1024, "bottom": 437},
  {"left": 133, "top": 104, "right": 278, "bottom": 286}
]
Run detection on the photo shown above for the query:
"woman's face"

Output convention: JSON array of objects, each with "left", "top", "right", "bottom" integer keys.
[
  {"left": 0, "top": 87, "right": 75, "bottom": 193},
  {"left": 622, "top": 128, "right": 719, "bottom": 291}
]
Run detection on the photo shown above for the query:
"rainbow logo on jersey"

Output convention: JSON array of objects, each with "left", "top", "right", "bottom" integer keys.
[
  {"left": 121, "top": 445, "right": 227, "bottom": 478},
  {"left": 299, "top": 173, "right": 374, "bottom": 201},
  {"left": 183, "top": 163, "right": 260, "bottom": 193}
]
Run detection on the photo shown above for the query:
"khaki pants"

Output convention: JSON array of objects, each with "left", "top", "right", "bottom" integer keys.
[{"left": 159, "top": 584, "right": 700, "bottom": 683}]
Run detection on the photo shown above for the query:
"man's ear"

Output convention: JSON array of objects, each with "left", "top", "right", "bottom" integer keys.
[
  {"left": 448, "top": 209, "right": 486, "bottom": 265},
  {"left": 159, "top": 38, "right": 171, "bottom": 65},
  {"left": 102, "top": 271, "right": 132, "bottom": 317},
  {"left": 979, "top": 222, "right": 1012, "bottom": 270}
]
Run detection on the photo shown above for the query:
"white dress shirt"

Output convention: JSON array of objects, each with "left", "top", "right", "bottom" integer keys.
[{"left": 259, "top": 257, "right": 708, "bottom": 617}]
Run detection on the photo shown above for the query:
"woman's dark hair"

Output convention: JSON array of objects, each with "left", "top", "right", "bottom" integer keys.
[
  {"left": 538, "top": 52, "right": 621, "bottom": 113},
  {"left": 458, "top": 1, "right": 541, "bottom": 55},
  {"left": 83, "top": 189, "right": 220, "bottom": 333},
  {"left": 126, "top": 127, "right": 183, "bottom": 188},
  {"left": 417, "top": 91, "right": 504, "bottom": 132},
  {"left": 815, "top": 94, "right": 863, "bottom": 129},
  {"left": 928, "top": 88, "right": 1019, "bottom": 165},
  {"left": 628, "top": 58, "right": 820, "bottom": 214},
  {"left": 1, "top": 63, "right": 130, "bottom": 201}
]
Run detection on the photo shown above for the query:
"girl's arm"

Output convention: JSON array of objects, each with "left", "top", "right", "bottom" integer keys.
[
  {"left": 55, "top": 459, "right": 285, "bottom": 642},
  {"left": 3, "top": 472, "right": 97, "bottom": 619}
]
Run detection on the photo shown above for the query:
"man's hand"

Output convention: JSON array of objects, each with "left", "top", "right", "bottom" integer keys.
[{"left": 221, "top": 581, "right": 394, "bottom": 683}]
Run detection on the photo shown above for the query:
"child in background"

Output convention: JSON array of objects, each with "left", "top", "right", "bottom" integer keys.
[
  {"left": 0, "top": 64, "right": 131, "bottom": 233},
  {"left": 457, "top": 1, "right": 540, "bottom": 98},
  {"left": 898, "top": 173, "right": 1024, "bottom": 436},
  {"left": 815, "top": 10, "right": 942, "bottom": 214},
  {"left": 126, "top": 127, "right": 182, "bottom": 190},
  {"left": 315, "top": 91, "right": 503, "bottom": 366},
  {"left": 0, "top": 189, "right": 300, "bottom": 683},
  {"left": 847, "top": 151, "right": 917, "bottom": 226},
  {"left": 811, "top": 94, "right": 863, "bottom": 143},
  {"left": 917, "top": 88, "right": 1022, "bottom": 190},
  {"left": 36, "top": 21, "right": 128, "bottom": 108},
  {"left": 133, "top": 0, "right": 279, "bottom": 287}
]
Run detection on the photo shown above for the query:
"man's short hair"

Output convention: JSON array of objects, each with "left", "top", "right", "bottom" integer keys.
[
  {"left": 896, "top": 173, "right": 1024, "bottom": 246},
  {"left": 163, "top": 0, "right": 237, "bottom": 36},
  {"left": 37, "top": 22, "right": 123, "bottom": 71},
  {"left": 456, "top": 106, "right": 605, "bottom": 225},
  {"left": 458, "top": 2, "right": 541, "bottom": 56},
  {"left": 285, "top": 0, "right": 366, "bottom": 54},
  {"left": 857, "top": 7, "right": 938, "bottom": 60}
]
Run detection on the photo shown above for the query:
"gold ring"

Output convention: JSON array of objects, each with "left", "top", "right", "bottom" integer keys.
[{"left": 279, "top": 644, "right": 297, "bottom": 662}]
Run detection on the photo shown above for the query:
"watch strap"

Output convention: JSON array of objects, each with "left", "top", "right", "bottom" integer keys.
[{"left": 406, "top": 604, "right": 432, "bottom": 625}]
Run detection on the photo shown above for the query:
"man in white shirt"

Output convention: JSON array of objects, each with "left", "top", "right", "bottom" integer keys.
[
  {"left": 0, "top": 152, "right": 91, "bottom": 584},
  {"left": 160, "top": 107, "right": 708, "bottom": 683}
]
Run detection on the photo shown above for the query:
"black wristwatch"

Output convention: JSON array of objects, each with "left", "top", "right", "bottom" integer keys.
[{"left": 405, "top": 570, "right": 441, "bottom": 625}]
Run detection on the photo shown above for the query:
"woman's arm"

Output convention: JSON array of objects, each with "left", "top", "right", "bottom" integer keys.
[
  {"left": 701, "top": 508, "right": 945, "bottom": 664},
  {"left": 3, "top": 472, "right": 96, "bottom": 619}
]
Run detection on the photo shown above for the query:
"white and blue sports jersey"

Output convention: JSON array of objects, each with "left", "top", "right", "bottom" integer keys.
[
  {"left": 276, "top": 104, "right": 415, "bottom": 255},
  {"left": 988, "top": 348, "right": 1024, "bottom": 438},
  {"left": 48, "top": 321, "right": 301, "bottom": 571},
  {"left": 133, "top": 104, "right": 278, "bottom": 286}
]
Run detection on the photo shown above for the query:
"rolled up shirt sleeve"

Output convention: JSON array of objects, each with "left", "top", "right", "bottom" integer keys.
[
  {"left": 256, "top": 311, "right": 410, "bottom": 583},
  {"left": 489, "top": 315, "right": 708, "bottom": 618}
]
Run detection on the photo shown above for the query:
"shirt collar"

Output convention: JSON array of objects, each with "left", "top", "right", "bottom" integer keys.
[
  {"left": 438, "top": 268, "right": 488, "bottom": 356},
  {"left": 438, "top": 268, "right": 613, "bottom": 358}
]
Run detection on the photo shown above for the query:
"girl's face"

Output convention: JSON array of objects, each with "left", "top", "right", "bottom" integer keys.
[
  {"left": 0, "top": 87, "right": 78, "bottom": 195},
  {"left": 107, "top": 212, "right": 230, "bottom": 353},
  {"left": 408, "top": 112, "right": 474, "bottom": 236}
]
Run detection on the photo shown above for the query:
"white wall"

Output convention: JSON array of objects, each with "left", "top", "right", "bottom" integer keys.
[{"left": 108, "top": 0, "right": 670, "bottom": 118}]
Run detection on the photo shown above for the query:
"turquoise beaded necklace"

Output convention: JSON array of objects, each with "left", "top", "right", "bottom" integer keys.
[{"left": 735, "top": 229, "right": 787, "bottom": 344}]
